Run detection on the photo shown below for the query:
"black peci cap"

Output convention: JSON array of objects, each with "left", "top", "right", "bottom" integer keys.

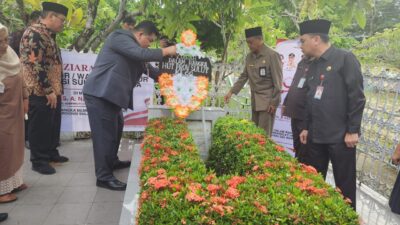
[
  {"left": 42, "top": 2, "right": 68, "bottom": 17},
  {"left": 245, "top": 26, "right": 262, "bottom": 38},
  {"left": 299, "top": 19, "right": 331, "bottom": 35}
]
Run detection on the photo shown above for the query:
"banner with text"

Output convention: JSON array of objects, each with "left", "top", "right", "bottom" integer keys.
[
  {"left": 61, "top": 50, "right": 153, "bottom": 132},
  {"left": 272, "top": 40, "right": 303, "bottom": 156}
]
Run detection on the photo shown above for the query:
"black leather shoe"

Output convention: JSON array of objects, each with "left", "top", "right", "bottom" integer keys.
[
  {"left": 113, "top": 160, "right": 131, "bottom": 170},
  {"left": 0, "top": 213, "right": 8, "bottom": 222},
  {"left": 32, "top": 163, "right": 56, "bottom": 175},
  {"left": 96, "top": 179, "right": 127, "bottom": 191},
  {"left": 50, "top": 155, "right": 69, "bottom": 163}
]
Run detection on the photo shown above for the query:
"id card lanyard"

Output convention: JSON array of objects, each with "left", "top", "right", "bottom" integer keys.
[
  {"left": 297, "top": 67, "right": 308, "bottom": 88},
  {"left": 314, "top": 74, "right": 325, "bottom": 100}
]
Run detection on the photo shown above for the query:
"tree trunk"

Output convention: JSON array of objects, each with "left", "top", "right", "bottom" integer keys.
[
  {"left": 69, "top": 0, "right": 100, "bottom": 52},
  {"left": 16, "top": 0, "right": 29, "bottom": 25}
]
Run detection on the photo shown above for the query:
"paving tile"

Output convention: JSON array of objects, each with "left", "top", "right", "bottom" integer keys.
[
  {"left": 43, "top": 203, "right": 92, "bottom": 225},
  {"left": 93, "top": 188, "right": 125, "bottom": 203},
  {"left": 57, "top": 187, "right": 97, "bottom": 204},
  {"left": 35, "top": 172, "right": 74, "bottom": 187},
  {"left": 0, "top": 201, "right": 17, "bottom": 213},
  {"left": 76, "top": 162, "right": 95, "bottom": 173},
  {"left": 86, "top": 202, "right": 123, "bottom": 225},
  {"left": 52, "top": 162, "right": 82, "bottom": 174},
  {"left": 3, "top": 204, "right": 53, "bottom": 225},
  {"left": 16, "top": 186, "right": 64, "bottom": 205},
  {"left": 67, "top": 172, "right": 96, "bottom": 187}
]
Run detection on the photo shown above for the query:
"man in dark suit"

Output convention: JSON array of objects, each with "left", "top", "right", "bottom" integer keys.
[
  {"left": 298, "top": 19, "right": 366, "bottom": 210},
  {"left": 282, "top": 57, "right": 312, "bottom": 164},
  {"left": 83, "top": 21, "right": 176, "bottom": 191}
]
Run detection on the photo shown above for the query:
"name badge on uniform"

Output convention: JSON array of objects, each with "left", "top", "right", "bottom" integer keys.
[
  {"left": 259, "top": 67, "right": 267, "bottom": 77},
  {"left": 0, "top": 83, "right": 4, "bottom": 94},
  {"left": 297, "top": 78, "right": 306, "bottom": 88},
  {"left": 314, "top": 85, "right": 324, "bottom": 100}
]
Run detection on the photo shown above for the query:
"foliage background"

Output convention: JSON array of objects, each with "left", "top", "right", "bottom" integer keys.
[{"left": 0, "top": 0, "right": 399, "bottom": 69}]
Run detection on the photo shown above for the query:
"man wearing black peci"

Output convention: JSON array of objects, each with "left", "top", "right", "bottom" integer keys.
[{"left": 298, "top": 19, "right": 366, "bottom": 210}]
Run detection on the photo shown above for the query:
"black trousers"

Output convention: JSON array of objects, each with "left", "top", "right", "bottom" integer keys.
[
  {"left": 308, "top": 142, "right": 357, "bottom": 210},
  {"left": 291, "top": 118, "right": 310, "bottom": 164},
  {"left": 84, "top": 94, "right": 123, "bottom": 181},
  {"left": 390, "top": 172, "right": 400, "bottom": 214},
  {"left": 28, "top": 95, "right": 61, "bottom": 164}
]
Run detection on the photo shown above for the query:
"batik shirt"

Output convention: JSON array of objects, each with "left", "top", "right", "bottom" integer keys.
[{"left": 20, "top": 23, "right": 63, "bottom": 96}]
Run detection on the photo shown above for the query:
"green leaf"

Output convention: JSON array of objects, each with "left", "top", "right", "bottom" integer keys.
[{"left": 354, "top": 8, "right": 366, "bottom": 29}]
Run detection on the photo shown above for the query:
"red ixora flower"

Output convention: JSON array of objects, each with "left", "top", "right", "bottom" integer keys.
[
  {"left": 207, "top": 184, "right": 221, "bottom": 195},
  {"left": 185, "top": 192, "right": 205, "bottom": 202},
  {"left": 225, "top": 187, "right": 240, "bottom": 199},
  {"left": 153, "top": 179, "right": 170, "bottom": 190},
  {"left": 301, "top": 163, "right": 318, "bottom": 175},
  {"left": 254, "top": 201, "right": 268, "bottom": 214},
  {"left": 275, "top": 145, "right": 285, "bottom": 152},
  {"left": 226, "top": 176, "right": 246, "bottom": 188},
  {"left": 140, "top": 191, "right": 149, "bottom": 201},
  {"left": 210, "top": 196, "right": 228, "bottom": 205}
]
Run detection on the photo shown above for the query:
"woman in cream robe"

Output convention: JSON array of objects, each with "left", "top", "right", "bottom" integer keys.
[{"left": 0, "top": 23, "right": 28, "bottom": 203}]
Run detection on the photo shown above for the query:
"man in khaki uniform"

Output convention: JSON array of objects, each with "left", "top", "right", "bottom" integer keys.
[{"left": 225, "top": 27, "right": 282, "bottom": 137}]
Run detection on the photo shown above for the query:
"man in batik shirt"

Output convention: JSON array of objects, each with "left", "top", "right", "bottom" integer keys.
[{"left": 20, "top": 2, "right": 69, "bottom": 175}]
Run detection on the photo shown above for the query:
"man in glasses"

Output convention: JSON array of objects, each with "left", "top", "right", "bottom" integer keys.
[{"left": 20, "top": 2, "right": 69, "bottom": 175}]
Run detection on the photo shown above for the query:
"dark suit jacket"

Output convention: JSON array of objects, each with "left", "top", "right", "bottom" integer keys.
[
  {"left": 283, "top": 58, "right": 312, "bottom": 126},
  {"left": 83, "top": 29, "right": 163, "bottom": 109}
]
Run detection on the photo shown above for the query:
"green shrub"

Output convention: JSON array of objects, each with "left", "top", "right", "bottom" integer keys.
[{"left": 137, "top": 117, "right": 359, "bottom": 225}]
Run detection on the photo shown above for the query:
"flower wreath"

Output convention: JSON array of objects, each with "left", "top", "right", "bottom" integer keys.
[{"left": 158, "top": 30, "right": 210, "bottom": 118}]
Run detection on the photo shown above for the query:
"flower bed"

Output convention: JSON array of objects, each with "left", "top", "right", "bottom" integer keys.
[{"left": 137, "top": 117, "right": 359, "bottom": 224}]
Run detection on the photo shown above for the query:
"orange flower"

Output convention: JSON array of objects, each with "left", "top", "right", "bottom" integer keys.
[
  {"left": 181, "top": 132, "right": 190, "bottom": 140},
  {"left": 181, "top": 29, "right": 197, "bottom": 47},
  {"left": 160, "top": 198, "right": 167, "bottom": 208},
  {"left": 181, "top": 218, "right": 187, "bottom": 224},
  {"left": 204, "top": 173, "right": 216, "bottom": 183},
  {"left": 141, "top": 191, "right": 149, "bottom": 201},
  {"left": 175, "top": 106, "right": 190, "bottom": 118},
  {"left": 207, "top": 184, "right": 221, "bottom": 195},
  {"left": 252, "top": 165, "right": 260, "bottom": 171},
  {"left": 169, "top": 183, "right": 182, "bottom": 191},
  {"left": 211, "top": 204, "right": 225, "bottom": 216},
  {"left": 188, "top": 183, "right": 202, "bottom": 192},
  {"left": 264, "top": 160, "right": 274, "bottom": 168},
  {"left": 161, "top": 155, "right": 170, "bottom": 162},
  {"left": 275, "top": 145, "right": 285, "bottom": 152},
  {"left": 185, "top": 192, "right": 205, "bottom": 202},
  {"left": 157, "top": 168, "right": 166, "bottom": 175},
  {"left": 169, "top": 176, "right": 178, "bottom": 182},
  {"left": 254, "top": 201, "right": 268, "bottom": 214},
  {"left": 256, "top": 173, "right": 271, "bottom": 181},
  {"left": 301, "top": 164, "right": 318, "bottom": 175},
  {"left": 154, "top": 179, "right": 170, "bottom": 190},
  {"left": 210, "top": 196, "right": 228, "bottom": 205},
  {"left": 225, "top": 187, "right": 240, "bottom": 199},
  {"left": 226, "top": 176, "right": 246, "bottom": 188}
]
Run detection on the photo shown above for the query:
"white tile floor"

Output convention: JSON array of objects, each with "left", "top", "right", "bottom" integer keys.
[{"left": 0, "top": 139, "right": 133, "bottom": 225}]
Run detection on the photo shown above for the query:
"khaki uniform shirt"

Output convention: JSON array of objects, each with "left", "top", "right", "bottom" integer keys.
[{"left": 231, "top": 45, "right": 282, "bottom": 111}]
